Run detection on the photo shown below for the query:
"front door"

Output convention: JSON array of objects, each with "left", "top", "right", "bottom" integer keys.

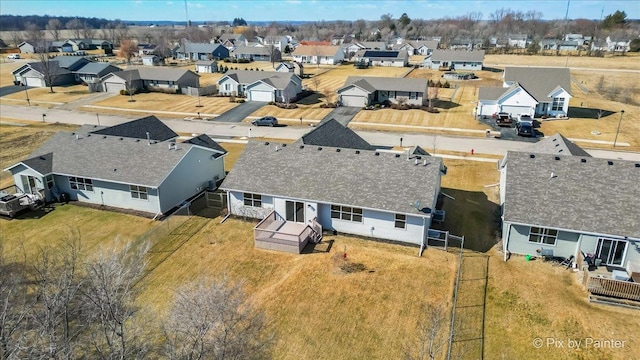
[
  {"left": 286, "top": 201, "right": 305, "bottom": 223},
  {"left": 596, "top": 238, "right": 628, "bottom": 266},
  {"left": 21, "top": 175, "right": 37, "bottom": 194}
]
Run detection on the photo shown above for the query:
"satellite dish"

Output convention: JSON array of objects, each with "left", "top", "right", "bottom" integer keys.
[{"left": 414, "top": 200, "right": 421, "bottom": 210}]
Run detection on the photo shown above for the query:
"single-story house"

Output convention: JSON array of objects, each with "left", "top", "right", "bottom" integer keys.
[
  {"left": 291, "top": 45, "right": 344, "bottom": 65},
  {"left": 275, "top": 62, "right": 304, "bottom": 77},
  {"left": 142, "top": 55, "right": 162, "bottom": 66},
  {"left": 605, "top": 36, "right": 631, "bottom": 52},
  {"left": 18, "top": 41, "right": 35, "bottom": 54},
  {"left": 498, "top": 139, "right": 640, "bottom": 269},
  {"left": 423, "top": 49, "right": 485, "bottom": 70},
  {"left": 260, "top": 35, "right": 289, "bottom": 52},
  {"left": 195, "top": 60, "right": 218, "bottom": 73},
  {"left": 101, "top": 67, "right": 199, "bottom": 94},
  {"left": 11, "top": 56, "right": 90, "bottom": 87},
  {"left": 217, "top": 70, "right": 301, "bottom": 102},
  {"left": 232, "top": 46, "right": 282, "bottom": 62},
  {"left": 507, "top": 34, "right": 530, "bottom": 48},
  {"left": 354, "top": 50, "right": 409, "bottom": 67},
  {"left": 343, "top": 41, "right": 388, "bottom": 57},
  {"left": 391, "top": 40, "right": 439, "bottom": 56},
  {"left": 220, "top": 140, "right": 445, "bottom": 249},
  {"left": 138, "top": 43, "right": 158, "bottom": 56},
  {"left": 476, "top": 66, "right": 572, "bottom": 118},
  {"left": 75, "top": 62, "right": 121, "bottom": 84},
  {"left": 177, "top": 40, "right": 229, "bottom": 61},
  {"left": 56, "top": 39, "right": 113, "bottom": 53},
  {"left": 4, "top": 116, "right": 227, "bottom": 215},
  {"left": 336, "top": 76, "right": 428, "bottom": 107},
  {"left": 218, "top": 33, "right": 248, "bottom": 49}
]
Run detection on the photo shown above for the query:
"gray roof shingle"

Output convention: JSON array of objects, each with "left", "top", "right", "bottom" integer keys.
[
  {"left": 339, "top": 76, "right": 428, "bottom": 93},
  {"left": 504, "top": 67, "right": 572, "bottom": 101},
  {"left": 503, "top": 151, "right": 640, "bottom": 239},
  {"left": 523, "top": 134, "right": 591, "bottom": 157},
  {"left": 298, "top": 119, "right": 374, "bottom": 150},
  {"left": 182, "top": 134, "right": 227, "bottom": 158},
  {"left": 22, "top": 152, "right": 53, "bottom": 175},
  {"left": 75, "top": 62, "right": 120, "bottom": 76},
  {"left": 90, "top": 115, "right": 178, "bottom": 142},
  {"left": 220, "top": 70, "right": 298, "bottom": 89},
  {"left": 220, "top": 141, "right": 443, "bottom": 215},
  {"left": 430, "top": 49, "right": 485, "bottom": 62},
  {"left": 110, "top": 67, "right": 197, "bottom": 82}
]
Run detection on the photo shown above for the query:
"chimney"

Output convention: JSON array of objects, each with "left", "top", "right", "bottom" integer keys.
[
  {"left": 146, "top": 131, "right": 151, "bottom": 145},
  {"left": 423, "top": 159, "right": 428, "bottom": 166},
  {"left": 414, "top": 158, "right": 419, "bottom": 165},
  {"left": 75, "top": 134, "right": 79, "bottom": 140}
]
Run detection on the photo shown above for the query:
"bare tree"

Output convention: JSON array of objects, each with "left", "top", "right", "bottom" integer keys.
[
  {"left": 404, "top": 303, "right": 448, "bottom": 360},
  {"left": 46, "top": 19, "right": 63, "bottom": 41},
  {"left": 36, "top": 44, "right": 60, "bottom": 93},
  {"left": 427, "top": 85, "right": 439, "bottom": 111},
  {"left": 163, "top": 276, "right": 271, "bottom": 360},
  {"left": 81, "top": 22, "right": 95, "bottom": 39},
  {"left": 24, "top": 22, "right": 44, "bottom": 44},
  {"left": 9, "top": 31, "right": 23, "bottom": 48},
  {"left": 66, "top": 18, "right": 84, "bottom": 39},
  {"left": 322, "top": 88, "right": 334, "bottom": 106},
  {"left": 118, "top": 39, "right": 138, "bottom": 64},
  {"left": 27, "top": 230, "right": 84, "bottom": 359},
  {"left": 311, "top": 76, "right": 321, "bottom": 92},
  {"left": 125, "top": 71, "right": 138, "bottom": 102},
  {"left": 80, "top": 239, "right": 150, "bottom": 360},
  {"left": 0, "top": 244, "right": 31, "bottom": 359}
]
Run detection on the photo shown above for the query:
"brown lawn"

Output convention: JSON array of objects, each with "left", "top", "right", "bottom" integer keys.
[
  {"left": 485, "top": 53, "right": 640, "bottom": 70},
  {"left": 90, "top": 93, "right": 240, "bottom": 116},
  {"left": 0, "top": 61, "right": 22, "bottom": 87},
  {"left": 248, "top": 104, "right": 333, "bottom": 123},
  {"left": 1, "top": 84, "right": 91, "bottom": 105},
  {"left": 305, "top": 64, "right": 410, "bottom": 93}
]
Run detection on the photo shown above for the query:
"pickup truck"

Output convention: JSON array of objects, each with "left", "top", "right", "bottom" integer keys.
[
  {"left": 494, "top": 112, "right": 512, "bottom": 126},
  {"left": 517, "top": 114, "right": 533, "bottom": 123}
]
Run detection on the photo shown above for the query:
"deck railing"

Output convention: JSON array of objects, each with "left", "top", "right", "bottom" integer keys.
[
  {"left": 587, "top": 276, "right": 640, "bottom": 302},
  {"left": 254, "top": 210, "right": 321, "bottom": 253}
]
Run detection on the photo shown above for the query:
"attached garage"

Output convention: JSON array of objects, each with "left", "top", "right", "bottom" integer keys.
[
  {"left": 104, "top": 81, "right": 125, "bottom": 93},
  {"left": 340, "top": 95, "right": 367, "bottom": 107},
  {"left": 249, "top": 89, "right": 274, "bottom": 102},
  {"left": 25, "top": 77, "right": 45, "bottom": 87},
  {"left": 500, "top": 105, "right": 533, "bottom": 117}
]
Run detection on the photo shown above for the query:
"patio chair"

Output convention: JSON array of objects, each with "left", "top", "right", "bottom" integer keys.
[{"left": 560, "top": 255, "right": 575, "bottom": 269}]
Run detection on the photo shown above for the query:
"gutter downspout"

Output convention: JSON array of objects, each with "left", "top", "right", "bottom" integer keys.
[
  {"left": 220, "top": 190, "right": 231, "bottom": 223},
  {"left": 504, "top": 222, "right": 512, "bottom": 261},
  {"left": 419, "top": 216, "right": 427, "bottom": 257}
]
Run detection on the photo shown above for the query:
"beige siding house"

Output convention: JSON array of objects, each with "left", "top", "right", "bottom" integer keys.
[{"left": 292, "top": 45, "right": 344, "bottom": 65}]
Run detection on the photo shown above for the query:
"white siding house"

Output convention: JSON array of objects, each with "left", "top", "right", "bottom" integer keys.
[
  {"left": 291, "top": 45, "right": 344, "bottom": 65},
  {"left": 217, "top": 70, "right": 301, "bottom": 102}
]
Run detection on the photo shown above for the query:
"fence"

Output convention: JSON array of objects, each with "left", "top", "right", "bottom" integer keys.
[
  {"left": 184, "top": 85, "right": 217, "bottom": 96},
  {"left": 587, "top": 276, "right": 640, "bottom": 302}
]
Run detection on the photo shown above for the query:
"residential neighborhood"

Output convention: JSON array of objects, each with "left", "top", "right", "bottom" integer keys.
[{"left": 0, "top": 3, "right": 639, "bottom": 360}]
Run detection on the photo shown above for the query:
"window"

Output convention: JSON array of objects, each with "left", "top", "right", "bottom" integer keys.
[
  {"left": 69, "top": 177, "right": 93, "bottom": 191},
  {"left": 330, "top": 205, "right": 363, "bottom": 222},
  {"left": 45, "top": 175, "right": 54, "bottom": 190},
  {"left": 389, "top": 91, "right": 396, "bottom": 99},
  {"left": 243, "top": 193, "right": 262, "bottom": 207},
  {"left": 286, "top": 201, "right": 304, "bottom": 223},
  {"left": 224, "top": 83, "right": 231, "bottom": 91},
  {"left": 130, "top": 185, "right": 148, "bottom": 200},
  {"left": 409, "top": 92, "right": 417, "bottom": 100},
  {"left": 551, "top": 97, "right": 565, "bottom": 111},
  {"left": 528, "top": 227, "right": 558, "bottom": 245},
  {"left": 395, "top": 214, "right": 406, "bottom": 229}
]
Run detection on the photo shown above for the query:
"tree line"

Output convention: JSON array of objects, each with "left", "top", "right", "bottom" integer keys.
[
  {"left": 0, "top": 15, "right": 115, "bottom": 32},
  {"left": 0, "top": 231, "right": 271, "bottom": 359}
]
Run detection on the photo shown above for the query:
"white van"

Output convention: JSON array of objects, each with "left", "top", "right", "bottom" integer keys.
[{"left": 7, "top": 54, "right": 20, "bottom": 59}]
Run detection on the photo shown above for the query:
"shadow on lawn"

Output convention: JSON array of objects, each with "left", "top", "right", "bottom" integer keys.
[
  {"left": 296, "top": 92, "right": 323, "bottom": 105},
  {"left": 567, "top": 107, "right": 617, "bottom": 119},
  {"left": 436, "top": 100, "right": 461, "bottom": 110},
  {"left": 432, "top": 188, "right": 500, "bottom": 253},
  {"left": 301, "top": 238, "right": 335, "bottom": 254}
]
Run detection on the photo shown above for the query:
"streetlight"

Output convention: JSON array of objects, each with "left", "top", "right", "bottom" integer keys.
[
  {"left": 41, "top": 113, "right": 46, "bottom": 123},
  {"left": 25, "top": 87, "right": 31, "bottom": 106},
  {"left": 96, "top": 113, "right": 100, "bottom": 126},
  {"left": 613, "top": 110, "right": 625, "bottom": 147}
]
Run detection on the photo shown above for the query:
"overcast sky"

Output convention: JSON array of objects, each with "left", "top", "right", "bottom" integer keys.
[{"left": 1, "top": 0, "right": 638, "bottom": 22}]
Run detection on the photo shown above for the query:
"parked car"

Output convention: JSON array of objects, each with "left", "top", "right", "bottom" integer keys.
[
  {"left": 7, "top": 54, "right": 20, "bottom": 59},
  {"left": 495, "top": 112, "right": 512, "bottom": 126},
  {"left": 252, "top": 116, "right": 278, "bottom": 127},
  {"left": 516, "top": 121, "right": 534, "bottom": 137},
  {"left": 517, "top": 114, "right": 533, "bottom": 123}
]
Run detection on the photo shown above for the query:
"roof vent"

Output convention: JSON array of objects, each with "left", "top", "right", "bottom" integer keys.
[
  {"left": 317, "top": 147, "right": 322, "bottom": 151},
  {"left": 423, "top": 159, "right": 428, "bottom": 166},
  {"left": 529, "top": 154, "right": 535, "bottom": 158},
  {"left": 71, "top": 132, "right": 75, "bottom": 135},
  {"left": 136, "top": 139, "right": 140, "bottom": 142},
  {"left": 581, "top": 158, "right": 587, "bottom": 163},
  {"left": 39, "top": 156, "right": 46, "bottom": 160},
  {"left": 113, "top": 168, "right": 117, "bottom": 172},
  {"left": 119, "top": 137, "right": 123, "bottom": 141},
  {"left": 550, "top": 172, "right": 557, "bottom": 179},
  {"left": 558, "top": 149, "right": 563, "bottom": 152},
  {"left": 87, "top": 134, "right": 91, "bottom": 137},
  {"left": 275, "top": 145, "right": 279, "bottom": 151},
  {"left": 336, "top": 148, "right": 341, "bottom": 152},
  {"left": 375, "top": 152, "right": 380, "bottom": 156},
  {"left": 299, "top": 145, "right": 304, "bottom": 149},
  {"left": 264, "top": 142, "right": 269, "bottom": 145},
  {"left": 395, "top": 154, "right": 400, "bottom": 158},
  {"left": 608, "top": 161, "right": 613, "bottom": 165},
  {"left": 416, "top": 156, "right": 422, "bottom": 160},
  {"left": 355, "top": 150, "right": 360, "bottom": 154},
  {"left": 282, "top": 143, "right": 287, "bottom": 147},
  {"left": 555, "top": 143, "right": 560, "bottom": 147},
  {"left": 635, "top": 163, "right": 640, "bottom": 168},
  {"left": 554, "top": 156, "right": 560, "bottom": 160},
  {"left": 414, "top": 158, "right": 419, "bottom": 165},
  {"left": 75, "top": 134, "right": 79, "bottom": 140},
  {"left": 552, "top": 138, "right": 557, "bottom": 142},
  {"left": 103, "top": 136, "right": 107, "bottom": 139}
]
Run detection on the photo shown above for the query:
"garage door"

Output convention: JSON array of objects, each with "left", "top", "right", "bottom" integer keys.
[
  {"left": 249, "top": 90, "right": 274, "bottom": 102},
  {"left": 341, "top": 95, "right": 366, "bottom": 107},
  {"left": 501, "top": 105, "right": 532, "bottom": 118},
  {"left": 104, "top": 82, "right": 125, "bottom": 93},
  {"left": 25, "top": 77, "right": 44, "bottom": 87}
]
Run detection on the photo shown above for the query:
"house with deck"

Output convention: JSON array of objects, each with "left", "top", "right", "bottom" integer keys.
[
  {"left": 336, "top": 76, "right": 428, "bottom": 107},
  {"left": 476, "top": 66, "right": 571, "bottom": 119},
  {"left": 217, "top": 70, "right": 301, "bottom": 102},
  {"left": 498, "top": 138, "right": 640, "bottom": 302},
  {"left": 220, "top": 140, "right": 445, "bottom": 253},
  {"left": 232, "top": 46, "right": 282, "bottom": 62},
  {"left": 353, "top": 50, "right": 408, "bottom": 67},
  {"left": 291, "top": 45, "right": 344, "bottom": 65},
  {"left": 177, "top": 40, "right": 229, "bottom": 60},
  {"left": 4, "top": 116, "right": 227, "bottom": 216},
  {"left": 423, "top": 49, "right": 484, "bottom": 70}
]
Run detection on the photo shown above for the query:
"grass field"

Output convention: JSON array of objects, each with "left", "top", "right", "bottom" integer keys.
[
  {"left": 485, "top": 53, "right": 640, "bottom": 70},
  {"left": 304, "top": 64, "right": 410, "bottom": 93},
  {"left": 1, "top": 84, "right": 91, "bottom": 105},
  {"left": 248, "top": 104, "right": 333, "bottom": 123},
  {"left": 90, "top": 92, "right": 240, "bottom": 116}
]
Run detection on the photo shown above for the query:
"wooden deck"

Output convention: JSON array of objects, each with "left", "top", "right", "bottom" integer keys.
[
  {"left": 586, "top": 276, "right": 640, "bottom": 302},
  {"left": 254, "top": 210, "right": 322, "bottom": 254}
]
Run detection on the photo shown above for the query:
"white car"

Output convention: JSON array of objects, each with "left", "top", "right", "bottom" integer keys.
[
  {"left": 7, "top": 54, "right": 20, "bottom": 59},
  {"left": 517, "top": 114, "right": 533, "bottom": 123}
]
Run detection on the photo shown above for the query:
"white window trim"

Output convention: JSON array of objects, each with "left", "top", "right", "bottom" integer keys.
[
  {"left": 528, "top": 226, "right": 558, "bottom": 246},
  {"left": 243, "top": 193, "right": 262, "bottom": 207},
  {"left": 69, "top": 176, "right": 93, "bottom": 192},
  {"left": 130, "top": 185, "right": 148, "bottom": 200},
  {"left": 330, "top": 205, "right": 363, "bottom": 223},
  {"left": 551, "top": 97, "right": 565, "bottom": 111},
  {"left": 394, "top": 214, "right": 407, "bottom": 230}
]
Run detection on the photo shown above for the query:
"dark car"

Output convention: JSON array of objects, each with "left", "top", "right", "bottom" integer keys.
[
  {"left": 495, "top": 112, "right": 512, "bottom": 126},
  {"left": 252, "top": 116, "right": 278, "bottom": 127},
  {"left": 516, "top": 121, "right": 534, "bottom": 137}
]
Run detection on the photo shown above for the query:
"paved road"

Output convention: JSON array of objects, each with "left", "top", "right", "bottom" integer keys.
[
  {"left": 1, "top": 104, "right": 639, "bottom": 161},
  {"left": 0, "top": 85, "right": 30, "bottom": 97},
  {"left": 212, "top": 101, "right": 266, "bottom": 122},
  {"left": 319, "top": 106, "right": 361, "bottom": 126}
]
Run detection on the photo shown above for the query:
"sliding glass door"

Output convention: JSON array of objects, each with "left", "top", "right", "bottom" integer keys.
[
  {"left": 596, "top": 238, "right": 628, "bottom": 266},
  {"left": 286, "top": 201, "right": 304, "bottom": 223}
]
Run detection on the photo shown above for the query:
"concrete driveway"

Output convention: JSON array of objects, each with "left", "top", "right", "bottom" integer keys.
[
  {"left": 477, "top": 116, "right": 540, "bottom": 143},
  {"left": 213, "top": 101, "right": 266, "bottom": 122},
  {"left": 0, "top": 85, "right": 31, "bottom": 97},
  {"left": 319, "top": 106, "right": 361, "bottom": 126}
]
